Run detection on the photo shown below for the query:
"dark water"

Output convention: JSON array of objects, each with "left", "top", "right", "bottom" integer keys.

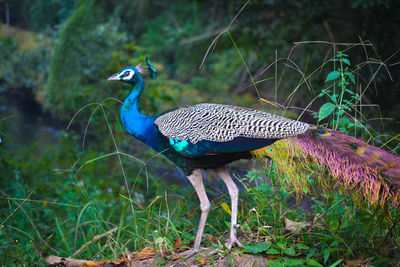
[
  {"left": 0, "top": 92, "right": 191, "bottom": 185},
  {"left": 0, "top": 93, "right": 63, "bottom": 151},
  {"left": 0, "top": 93, "right": 251, "bottom": 190}
]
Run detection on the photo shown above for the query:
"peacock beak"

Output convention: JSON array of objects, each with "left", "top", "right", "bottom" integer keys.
[{"left": 107, "top": 73, "right": 120, "bottom": 81}]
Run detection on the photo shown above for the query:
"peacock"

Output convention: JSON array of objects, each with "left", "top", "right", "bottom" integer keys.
[{"left": 107, "top": 57, "right": 400, "bottom": 255}]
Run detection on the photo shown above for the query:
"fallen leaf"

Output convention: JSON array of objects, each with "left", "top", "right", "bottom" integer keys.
[
  {"left": 132, "top": 248, "right": 155, "bottom": 261},
  {"left": 45, "top": 255, "right": 96, "bottom": 266},
  {"left": 174, "top": 238, "right": 183, "bottom": 248},
  {"left": 284, "top": 217, "right": 312, "bottom": 233},
  {"left": 266, "top": 254, "right": 278, "bottom": 260},
  {"left": 171, "top": 256, "right": 179, "bottom": 261},
  {"left": 85, "top": 260, "right": 128, "bottom": 267},
  {"left": 346, "top": 258, "right": 364, "bottom": 266},
  {"left": 198, "top": 255, "right": 205, "bottom": 265},
  {"left": 102, "top": 261, "right": 128, "bottom": 267}
]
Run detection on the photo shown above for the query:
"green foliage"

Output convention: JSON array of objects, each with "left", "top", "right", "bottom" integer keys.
[
  {"left": 1, "top": 99, "right": 399, "bottom": 265},
  {"left": 239, "top": 170, "right": 400, "bottom": 265},
  {"left": 317, "top": 52, "right": 364, "bottom": 132},
  {"left": 1, "top": 0, "right": 400, "bottom": 265},
  {"left": 0, "top": 32, "right": 50, "bottom": 95},
  {"left": 28, "top": 0, "right": 76, "bottom": 31},
  {"left": 46, "top": 0, "right": 127, "bottom": 117},
  {"left": 4, "top": 0, "right": 75, "bottom": 32},
  {"left": 243, "top": 241, "right": 271, "bottom": 254},
  {"left": 317, "top": 102, "right": 335, "bottom": 122},
  {"left": 3, "top": 0, "right": 400, "bottom": 123}
]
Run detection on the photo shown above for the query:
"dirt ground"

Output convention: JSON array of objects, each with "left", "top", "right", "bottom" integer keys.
[{"left": 45, "top": 252, "right": 271, "bottom": 267}]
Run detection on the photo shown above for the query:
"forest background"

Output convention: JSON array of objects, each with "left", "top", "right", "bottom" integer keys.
[{"left": 1, "top": 0, "right": 400, "bottom": 265}]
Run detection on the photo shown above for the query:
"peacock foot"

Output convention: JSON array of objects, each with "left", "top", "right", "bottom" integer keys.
[
  {"left": 174, "top": 247, "right": 208, "bottom": 259},
  {"left": 176, "top": 249, "right": 197, "bottom": 258},
  {"left": 226, "top": 237, "right": 243, "bottom": 249}
]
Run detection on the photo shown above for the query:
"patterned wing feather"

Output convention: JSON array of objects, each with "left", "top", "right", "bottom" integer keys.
[{"left": 154, "top": 103, "right": 310, "bottom": 143}]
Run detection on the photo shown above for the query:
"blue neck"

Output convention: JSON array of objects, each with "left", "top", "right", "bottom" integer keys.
[
  {"left": 121, "top": 79, "right": 144, "bottom": 115},
  {"left": 121, "top": 79, "right": 155, "bottom": 143}
]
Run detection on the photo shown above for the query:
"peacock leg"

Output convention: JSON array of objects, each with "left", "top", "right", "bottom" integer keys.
[
  {"left": 214, "top": 167, "right": 243, "bottom": 249},
  {"left": 184, "top": 168, "right": 210, "bottom": 255}
]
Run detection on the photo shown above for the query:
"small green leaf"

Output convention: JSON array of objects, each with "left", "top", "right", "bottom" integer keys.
[
  {"left": 318, "top": 103, "right": 335, "bottom": 121},
  {"left": 329, "top": 219, "right": 339, "bottom": 230},
  {"left": 295, "top": 244, "right": 309, "bottom": 250},
  {"left": 318, "top": 89, "right": 329, "bottom": 97},
  {"left": 243, "top": 242, "right": 272, "bottom": 254},
  {"left": 266, "top": 259, "right": 283, "bottom": 267},
  {"left": 284, "top": 248, "right": 296, "bottom": 256},
  {"left": 266, "top": 248, "right": 280, "bottom": 254},
  {"left": 306, "top": 259, "right": 324, "bottom": 267},
  {"left": 306, "top": 249, "right": 316, "bottom": 259},
  {"left": 325, "top": 71, "right": 340, "bottom": 82},
  {"left": 343, "top": 105, "right": 351, "bottom": 111},
  {"left": 328, "top": 259, "right": 343, "bottom": 267},
  {"left": 348, "top": 73, "right": 356, "bottom": 84},
  {"left": 277, "top": 242, "right": 286, "bottom": 250},
  {"left": 323, "top": 249, "right": 331, "bottom": 264},
  {"left": 337, "top": 52, "right": 349, "bottom": 57},
  {"left": 342, "top": 58, "right": 350, "bottom": 66},
  {"left": 224, "top": 220, "right": 230, "bottom": 227},
  {"left": 286, "top": 259, "right": 306, "bottom": 266}
]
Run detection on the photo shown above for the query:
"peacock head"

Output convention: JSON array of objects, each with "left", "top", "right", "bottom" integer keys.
[
  {"left": 107, "top": 66, "right": 140, "bottom": 84},
  {"left": 107, "top": 57, "right": 156, "bottom": 85}
]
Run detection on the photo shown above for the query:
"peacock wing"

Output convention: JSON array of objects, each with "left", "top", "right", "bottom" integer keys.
[{"left": 154, "top": 103, "right": 310, "bottom": 145}]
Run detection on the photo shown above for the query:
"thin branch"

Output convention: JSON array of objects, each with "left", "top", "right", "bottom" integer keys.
[
  {"left": 73, "top": 227, "right": 118, "bottom": 256},
  {"left": 199, "top": 0, "right": 250, "bottom": 69},
  {"left": 180, "top": 26, "right": 236, "bottom": 46},
  {"left": 294, "top": 40, "right": 373, "bottom": 46}
]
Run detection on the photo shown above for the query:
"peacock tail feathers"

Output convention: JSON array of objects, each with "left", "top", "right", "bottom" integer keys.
[
  {"left": 252, "top": 126, "right": 400, "bottom": 206},
  {"left": 253, "top": 138, "right": 328, "bottom": 197}
]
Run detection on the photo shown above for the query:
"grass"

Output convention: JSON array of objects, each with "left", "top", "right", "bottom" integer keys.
[{"left": 3, "top": 163, "right": 399, "bottom": 265}]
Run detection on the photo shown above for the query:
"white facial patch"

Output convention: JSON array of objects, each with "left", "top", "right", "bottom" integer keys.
[{"left": 121, "top": 70, "right": 135, "bottom": 80}]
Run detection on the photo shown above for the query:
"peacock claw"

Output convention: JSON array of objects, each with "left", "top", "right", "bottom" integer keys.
[
  {"left": 226, "top": 237, "right": 243, "bottom": 249},
  {"left": 175, "top": 247, "right": 208, "bottom": 258},
  {"left": 176, "top": 249, "right": 197, "bottom": 258}
]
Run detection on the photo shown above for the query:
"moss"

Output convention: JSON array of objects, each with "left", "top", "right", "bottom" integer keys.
[{"left": 0, "top": 24, "right": 41, "bottom": 50}]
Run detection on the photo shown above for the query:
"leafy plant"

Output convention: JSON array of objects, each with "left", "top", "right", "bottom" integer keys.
[{"left": 317, "top": 51, "right": 362, "bottom": 132}]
